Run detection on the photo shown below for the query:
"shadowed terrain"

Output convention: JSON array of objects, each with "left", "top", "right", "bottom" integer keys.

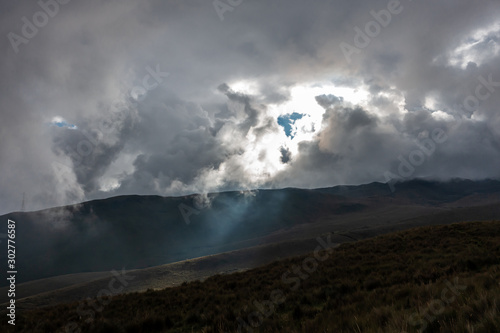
[
  {"left": 2, "top": 221, "right": 499, "bottom": 332},
  {"left": 1, "top": 179, "right": 499, "bottom": 287},
  {"left": 1, "top": 179, "right": 500, "bottom": 311}
]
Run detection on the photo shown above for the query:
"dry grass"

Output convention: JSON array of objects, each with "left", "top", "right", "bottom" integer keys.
[{"left": 2, "top": 221, "right": 499, "bottom": 333}]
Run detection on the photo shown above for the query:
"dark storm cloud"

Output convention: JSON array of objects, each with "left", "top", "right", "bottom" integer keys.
[
  {"left": 52, "top": 110, "right": 137, "bottom": 193},
  {"left": 217, "top": 83, "right": 261, "bottom": 135},
  {"left": 279, "top": 146, "right": 292, "bottom": 164},
  {"left": 315, "top": 94, "right": 344, "bottom": 109},
  {"left": 1, "top": 0, "right": 500, "bottom": 214}
]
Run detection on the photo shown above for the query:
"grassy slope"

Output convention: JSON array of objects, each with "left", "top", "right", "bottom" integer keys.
[
  {"left": 7, "top": 237, "right": 328, "bottom": 310},
  {"left": 3, "top": 180, "right": 499, "bottom": 287},
  {"left": 4, "top": 221, "right": 500, "bottom": 333}
]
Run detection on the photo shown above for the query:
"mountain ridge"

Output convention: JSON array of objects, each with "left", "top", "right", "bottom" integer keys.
[{"left": 1, "top": 178, "right": 499, "bottom": 286}]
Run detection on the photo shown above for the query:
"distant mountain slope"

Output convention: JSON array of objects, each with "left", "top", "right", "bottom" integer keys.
[
  {"left": 0, "top": 179, "right": 499, "bottom": 285},
  {"left": 317, "top": 178, "right": 500, "bottom": 202}
]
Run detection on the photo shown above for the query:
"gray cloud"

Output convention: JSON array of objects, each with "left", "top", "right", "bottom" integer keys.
[{"left": 1, "top": 0, "right": 500, "bottom": 214}]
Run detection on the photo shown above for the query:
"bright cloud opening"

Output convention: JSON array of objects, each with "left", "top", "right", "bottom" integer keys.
[
  {"left": 446, "top": 22, "right": 500, "bottom": 69},
  {"left": 51, "top": 116, "right": 77, "bottom": 129}
]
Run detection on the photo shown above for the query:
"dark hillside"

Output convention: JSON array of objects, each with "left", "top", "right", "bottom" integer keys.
[{"left": 5, "top": 221, "right": 499, "bottom": 333}]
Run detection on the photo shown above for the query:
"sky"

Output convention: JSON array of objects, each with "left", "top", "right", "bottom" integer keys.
[{"left": 1, "top": 0, "right": 499, "bottom": 215}]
